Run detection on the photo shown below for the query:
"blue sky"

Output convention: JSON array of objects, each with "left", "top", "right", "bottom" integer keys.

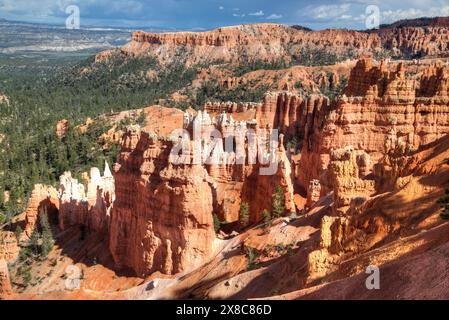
[{"left": 0, "top": 0, "right": 448, "bottom": 30}]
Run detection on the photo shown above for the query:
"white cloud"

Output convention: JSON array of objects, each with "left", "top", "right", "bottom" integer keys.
[
  {"left": 219, "top": 6, "right": 224, "bottom": 10},
  {"left": 267, "top": 13, "right": 283, "bottom": 20},
  {"left": 249, "top": 10, "right": 264, "bottom": 16},
  {"left": 381, "top": 6, "right": 449, "bottom": 22},
  {"left": 353, "top": 5, "right": 449, "bottom": 24},
  {"left": 233, "top": 13, "right": 245, "bottom": 18},
  {"left": 300, "top": 3, "right": 351, "bottom": 20},
  {"left": 339, "top": 14, "right": 352, "bottom": 20}
]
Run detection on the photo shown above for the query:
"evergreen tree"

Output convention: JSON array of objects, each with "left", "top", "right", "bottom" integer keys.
[
  {"left": 15, "top": 225, "right": 23, "bottom": 241},
  {"left": 39, "top": 209, "right": 54, "bottom": 258},
  {"left": 239, "top": 202, "right": 250, "bottom": 226},
  {"left": 213, "top": 214, "right": 221, "bottom": 234},
  {"left": 29, "top": 229, "right": 40, "bottom": 257},
  {"left": 262, "top": 209, "right": 272, "bottom": 224},
  {"left": 272, "top": 186, "right": 285, "bottom": 219}
]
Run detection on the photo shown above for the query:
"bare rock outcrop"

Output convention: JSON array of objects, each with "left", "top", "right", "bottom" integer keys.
[
  {"left": 24, "top": 184, "right": 59, "bottom": 237},
  {"left": 56, "top": 119, "right": 69, "bottom": 138},
  {"left": 108, "top": 20, "right": 449, "bottom": 69},
  {"left": 0, "top": 232, "right": 19, "bottom": 262},
  {"left": 0, "top": 94, "right": 9, "bottom": 106},
  {"left": 299, "top": 57, "right": 449, "bottom": 199},
  {"left": 59, "top": 163, "right": 115, "bottom": 234},
  {"left": 109, "top": 127, "right": 216, "bottom": 276},
  {"left": 0, "top": 259, "right": 12, "bottom": 299}
]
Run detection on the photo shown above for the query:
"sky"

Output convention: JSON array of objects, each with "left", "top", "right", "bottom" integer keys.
[{"left": 0, "top": 0, "right": 448, "bottom": 31}]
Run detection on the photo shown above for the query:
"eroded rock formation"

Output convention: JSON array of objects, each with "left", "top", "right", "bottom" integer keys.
[
  {"left": 59, "top": 163, "right": 115, "bottom": 234},
  {"left": 0, "top": 232, "right": 19, "bottom": 262},
  {"left": 0, "top": 259, "right": 12, "bottom": 299},
  {"left": 299, "top": 57, "right": 449, "bottom": 197},
  {"left": 56, "top": 119, "right": 69, "bottom": 138},
  {"left": 23, "top": 163, "right": 115, "bottom": 238},
  {"left": 24, "top": 184, "right": 59, "bottom": 237},
  {"left": 109, "top": 127, "right": 216, "bottom": 276},
  {"left": 110, "top": 20, "right": 449, "bottom": 68}
]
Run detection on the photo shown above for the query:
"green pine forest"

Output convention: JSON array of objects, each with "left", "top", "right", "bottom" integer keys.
[{"left": 0, "top": 51, "right": 201, "bottom": 220}]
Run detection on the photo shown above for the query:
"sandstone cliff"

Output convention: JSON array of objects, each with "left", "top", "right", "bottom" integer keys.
[
  {"left": 109, "top": 127, "right": 216, "bottom": 276},
  {"left": 109, "top": 20, "right": 449, "bottom": 69},
  {"left": 299, "top": 57, "right": 449, "bottom": 197},
  {"left": 0, "top": 259, "right": 12, "bottom": 299},
  {"left": 0, "top": 232, "right": 19, "bottom": 262}
]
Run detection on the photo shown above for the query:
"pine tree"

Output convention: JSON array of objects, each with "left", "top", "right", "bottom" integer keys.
[
  {"left": 29, "top": 229, "right": 40, "bottom": 257},
  {"left": 240, "top": 202, "right": 250, "bottom": 226},
  {"left": 213, "top": 214, "right": 221, "bottom": 234},
  {"left": 15, "top": 225, "right": 23, "bottom": 241},
  {"left": 262, "top": 209, "right": 271, "bottom": 224},
  {"left": 39, "top": 209, "right": 54, "bottom": 258},
  {"left": 272, "top": 186, "right": 285, "bottom": 219}
]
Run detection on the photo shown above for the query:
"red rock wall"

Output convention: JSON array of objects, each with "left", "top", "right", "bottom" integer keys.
[
  {"left": 0, "top": 232, "right": 19, "bottom": 262},
  {"left": 109, "top": 128, "right": 216, "bottom": 276},
  {"left": 115, "top": 22, "right": 449, "bottom": 65},
  {"left": 0, "top": 259, "right": 12, "bottom": 299},
  {"left": 23, "top": 184, "right": 59, "bottom": 237},
  {"left": 299, "top": 58, "right": 449, "bottom": 196}
]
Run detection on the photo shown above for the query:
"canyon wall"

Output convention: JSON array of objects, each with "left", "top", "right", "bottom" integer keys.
[
  {"left": 303, "top": 58, "right": 449, "bottom": 283},
  {"left": 0, "top": 259, "right": 12, "bottom": 299},
  {"left": 0, "top": 232, "right": 19, "bottom": 262},
  {"left": 23, "top": 163, "right": 115, "bottom": 239},
  {"left": 112, "top": 21, "right": 449, "bottom": 67},
  {"left": 59, "top": 163, "right": 115, "bottom": 234},
  {"left": 109, "top": 127, "right": 216, "bottom": 276},
  {"left": 108, "top": 105, "right": 299, "bottom": 276},
  {"left": 299, "top": 57, "right": 449, "bottom": 196}
]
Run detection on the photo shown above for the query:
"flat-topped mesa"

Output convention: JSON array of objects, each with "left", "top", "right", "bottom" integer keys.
[
  {"left": 120, "top": 24, "right": 382, "bottom": 63},
  {"left": 127, "top": 24, "right": 382, "bottom": 51},
  {"left": 110, "top": 19, "right": 449, "bottom": 66},
  {"left": 131, "top": 24, "right": 288, "bottom": 47}
]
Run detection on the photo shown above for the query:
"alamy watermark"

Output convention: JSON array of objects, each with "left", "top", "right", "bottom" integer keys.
[
  {"left": 365, "top": 265, "right": 380, "bottom": 290},
  {"left": 365, "top": 5, "right": 380, "bottom": 29},
  {"left": 65, "top": 5, "right": 80, "bottom": 30},
  {"left": 65, "top": 265, "right": 82, "bottom": 290}
]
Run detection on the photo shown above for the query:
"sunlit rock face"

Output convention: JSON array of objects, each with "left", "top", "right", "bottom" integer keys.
[
  {"left": 59, "top": 162, "right": 115, "bottom": 234},
  {"left": 299, "top": 58, "right": 449, "bottom": 199}
]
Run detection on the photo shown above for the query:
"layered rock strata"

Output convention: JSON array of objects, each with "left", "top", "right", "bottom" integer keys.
[
  {"left": 299, "top": 57, "right": 449, "bottom": 197},
  {"left": 111, "top": 20, "right": 449, "bottom": 67},
  {"left": 0, "top": 259, "right": 12, "bottom": 299},
  {"left": 0, "top": 232, "right": 19, "bottom": 262},
  {"left": 23, "top": 163, "right": 115, "bottom": 238}
]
